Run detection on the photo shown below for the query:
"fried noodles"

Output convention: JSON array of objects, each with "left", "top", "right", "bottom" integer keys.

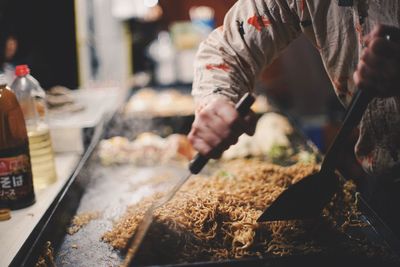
[{"left": 102, "top": 160, "right": 388, "bottom": 265}]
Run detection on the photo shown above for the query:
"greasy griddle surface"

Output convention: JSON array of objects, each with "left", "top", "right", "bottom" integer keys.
[
  {"left": 54, "top": 157, "right": 399, "bottom": 267},
  {"left": 55, "top": 160, "right": 188, "bottom": 266},
  {"left": 53, "top": 110, "right": 398, "bottom": 266}
]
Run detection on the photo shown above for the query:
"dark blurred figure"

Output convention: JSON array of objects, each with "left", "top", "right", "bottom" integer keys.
[
  {"left": 0, "top": 26, "right": 21, "bottom": 84},
  {"left": 0, "top": 0, "right": 78, "bottom": 89}
]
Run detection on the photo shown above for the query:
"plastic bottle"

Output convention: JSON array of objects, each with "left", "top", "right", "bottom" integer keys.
[
  {"left": 11, "top": 65, "right": 57, "bottom": 190},
  {"left": 0, "top": 74, "right": 35, "bottom": 209},
  {"left": 148, "top": 31, "right": 177, "bottom": 85}
]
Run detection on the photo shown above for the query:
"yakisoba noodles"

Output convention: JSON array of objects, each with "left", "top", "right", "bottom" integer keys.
[{"left": 102, "top": 160, "right": 386, "bottom": 265}]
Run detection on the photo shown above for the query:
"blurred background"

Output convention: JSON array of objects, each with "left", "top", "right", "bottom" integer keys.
[{"left": 0, "top": 0, "right": 365, "bottom": 180}]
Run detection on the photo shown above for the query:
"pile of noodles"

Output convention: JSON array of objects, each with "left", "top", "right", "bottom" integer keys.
[{"left": 102, "top": 160, "right": 389, "bottom": 265}]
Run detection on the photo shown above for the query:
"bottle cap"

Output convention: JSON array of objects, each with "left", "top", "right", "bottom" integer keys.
[
  {"left": 15, "top": 64, "right": 30, "bottom": 77},
  {"left": 0, "top": 74, "right": 7, "bottom": 86}
]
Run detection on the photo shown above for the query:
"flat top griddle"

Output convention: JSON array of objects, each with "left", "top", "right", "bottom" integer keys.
[
  {"left": 56, "top": 162, "right": 190, "bottom": 267},
  {"left": 12, "top": 88, "right": 400, "bottom": 267},
  {"left": 52, "top": 124, "right": 399, "bottom": 266},
  {"left": 53, "top": 152, "right": 400, "bottom": 267}
]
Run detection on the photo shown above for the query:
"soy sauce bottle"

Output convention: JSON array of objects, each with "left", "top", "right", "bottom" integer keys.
[{"left": 0, "top": 74, "right": 35, "bottom": 209}]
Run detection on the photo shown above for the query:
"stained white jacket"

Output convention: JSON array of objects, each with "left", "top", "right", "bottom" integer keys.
[{"left": 192, "top": 0, "right": 400, "bottom": 175}]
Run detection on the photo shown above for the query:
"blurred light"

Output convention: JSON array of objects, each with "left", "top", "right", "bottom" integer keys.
[{"left": 144, "top": 0, "right": 158, "bottom": 7}]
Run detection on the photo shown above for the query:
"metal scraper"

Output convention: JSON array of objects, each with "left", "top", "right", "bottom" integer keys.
[
  {"left": 123, "top": 92, "right": 255, "bottom": 266},
  {"left": 257, "top": 89, "right": 373, "bottom": 222}
]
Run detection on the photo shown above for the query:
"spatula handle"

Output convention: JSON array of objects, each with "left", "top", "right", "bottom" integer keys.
[
  {"left": 321, "top": 89, "right": 373, "bottom": 173},
  {"left": 189, "top": 92, "right": 256, "bottom": 174}
]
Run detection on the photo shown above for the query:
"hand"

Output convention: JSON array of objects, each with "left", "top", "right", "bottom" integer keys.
[
  {"left": 353, "top": 25, "right": 400, "bottom": 97},
  {"left": 188, "top": 97, "right": 258, "bottom": 159}
]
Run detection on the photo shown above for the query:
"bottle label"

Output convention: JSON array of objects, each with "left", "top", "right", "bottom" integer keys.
[{"left": 0, "top": 154, "right": 33, "bottom": 201}]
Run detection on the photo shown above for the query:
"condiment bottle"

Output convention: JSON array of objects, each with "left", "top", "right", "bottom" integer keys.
[
  {"left": 11, "top": 65, "right": 57, "bottom": 190},
  {"left": 0, "top": 74, "right": 35, "bottom": 209}
]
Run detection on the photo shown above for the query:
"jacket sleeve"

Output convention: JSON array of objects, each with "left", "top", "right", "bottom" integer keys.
[{"left": 192, "top": 0, "right": 302, "bottom": 107}]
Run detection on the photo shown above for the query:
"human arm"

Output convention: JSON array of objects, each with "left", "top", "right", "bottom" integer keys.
[{"left": 188, "top": 0, "right": 302, "bottom": 158}]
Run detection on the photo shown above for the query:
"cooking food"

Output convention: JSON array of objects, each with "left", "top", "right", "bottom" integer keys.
[
  {"left": 102, "top": 160, "right": 386, "bottom": 265},
  {"left": 35, "top": 241, "right": 55, "bottom": 267},
  {"left": 222, "top": 113, "right": 294, "bottom": 160},
  {"left": 67, "top": 211, "right": 101, "bottom": 235},
  {"left": 98, "top": 133, "right": 194, "bottom": 166},
  {"left": 124, "top": 88, "right": 270, "bottom": 117},
  {"left": 124, "top": 88, "right": 195, "bottom": 117}
]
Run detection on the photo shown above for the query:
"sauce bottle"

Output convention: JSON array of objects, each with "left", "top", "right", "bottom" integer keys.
[{"left": 0, "top": 74, "right": 35, "bottom": 209}]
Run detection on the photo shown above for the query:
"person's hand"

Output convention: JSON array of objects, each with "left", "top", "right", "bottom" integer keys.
[
  {"left": 353, "top": 25, "right": 400, "bottom": 97},
  {"left": 188, "top": 97, "right": 258, "bottom": 159}
]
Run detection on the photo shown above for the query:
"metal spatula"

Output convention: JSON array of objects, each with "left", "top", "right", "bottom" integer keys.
[
  {"left": 258, "top": 89, "right": 373, "bottom": 222},
  {"left": 123, "top": 92, "right": 255, "bottom": 266}
]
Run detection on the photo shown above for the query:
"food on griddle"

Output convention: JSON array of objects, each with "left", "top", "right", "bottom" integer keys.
[
  {"left": 124, "top": 88, "right": 195, "bottom": 117},
  {"left": 124, "top": 88, "right": 270, "bottom": 117},
  {"left": 35, "top": 241, "right": 55, "bottom": 267},
  {"left": 251, "top": 94, "right": 270, "bottom": 113},
  {"left": 98, "top": 133, "right": 194, "bottom": 166},
  {"left": 67, "top": 211, "right": 100, "bottom": 235},
  {"left": 222, "top": 113, "right": 294, "bottom": 161},
  {"left": 102, "top": 160, "right": 387, "bottom": 265}
]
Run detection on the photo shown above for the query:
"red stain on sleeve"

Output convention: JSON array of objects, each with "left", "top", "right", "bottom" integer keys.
[
  {"left": 333, "top": 76, "right": 349, "bottom": 95},
  {"left": 300, "top": 0, "right": 306, "bottom": 12},
  {"left": 355, "top": 23, "right": 364, "bottom": 45},
  {"left": 247, "top": 15, "right": 271, "bottom": 31},
  {"left": 205, "top": 63, "right": 230, "bottom": 72}
]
